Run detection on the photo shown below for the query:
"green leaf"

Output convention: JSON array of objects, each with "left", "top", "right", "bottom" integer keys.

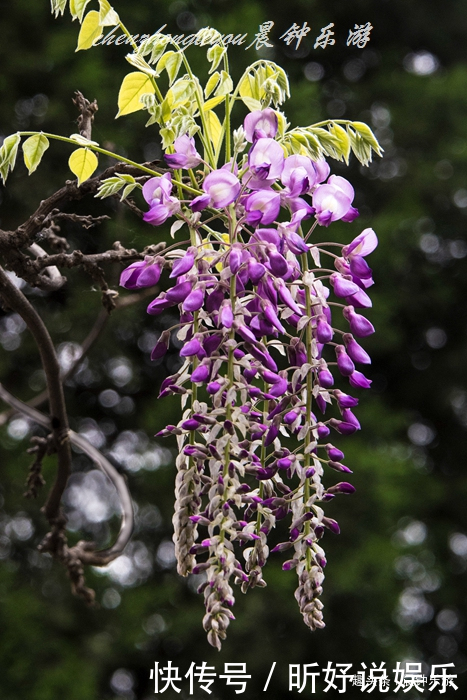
[
  {"left": 116, "top": 72, "right": 155, "bottom": 117},
  {"left": 125, "top": 53, "right": 158, "bottom": 77},
  {"left": 0, "top": 133, "right": 21, "bottom": 184},
  {"left": 309, "top": 127, "right": 342, "bottom": 160},
  {"left": 160, "top": 126, "right": 176, "bottom": 150},
  {"left": 166, "top": 80, "right": 194, "bottom": 111},
  {"left": 329, "top": 122, "right": 351, "bottom": 164},
  {"left": 95, "top": 176, "right": 126, "bottom": 199},
  {"left": 302, "top": 132, "right": 322, "bottom": 160},
  {"left": 138, "top": 34, "right": 170, "bottom": 64},
  {"left": 206, "top": 45, "right": 225, "bottom": 74},
  {"left": 68, "top": 148, "right": 98, "bottom": 185},
  {"left": 240, "top": 96, "right": 262, "bottom": 112},
  {"left": 69, "top": 133, "right": 100, "bottom": 146},
  {"left": 276, "top": 111, "right": 290, "bottom": 138},
  {"left": 239, "top": 73, "right": 259, "bottom": 103},
  {"left": 203, "top": 96, "right": 225, "bottom": 111},
  {"left": 204, "top": 72, "right": 220, "bottom": 99},
  {"left": 98, "top": 0, "right": 119, "bottom": 26},
  {"left": 274, "top": 64, "right": 291, "bottom": 101},
  {"left": 164, "top": 52, "right": 183, "bottom": 86},
  {"left": 121, "top": 183, "right": 138, "bottom": 200},
  {"left": 214, "top": 70, "right": 233, "bottom": 97},
  {"left": 22, "top": 133, "right": 50, "bottom": 175},
  {"left": 205, "top": 110, "right": 222, "bottom": 152},
  {"left": 76, "top": 11, "right": 103, "bottom": 51},
  {"left": 69, "top": 0, "right": 91, "bottom": 21},
  {"left": 238, "top": 61, "right": 290, "bottom": 111},
  {"left": 352, "top": 121, "right": 383, "bottom": 163},
  {"left": 51, "top": 0, "right": 68, "bottom": 18}
]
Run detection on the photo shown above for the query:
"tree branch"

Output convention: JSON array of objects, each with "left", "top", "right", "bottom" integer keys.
[
  {"left": 73, "top": 91, "right": 98, "bottom": 141},
  {"left": 0, "top": 383, "right": 134, "bottom": 565},
  {"left": 0, "top": 266, "right": 71, "bottom": 523},
  {"left": 0, "top": 161, "right": 163, "bottom": 254}
]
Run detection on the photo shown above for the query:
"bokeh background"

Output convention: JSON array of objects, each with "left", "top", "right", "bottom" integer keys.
[{"left": 1, "top": 0, "right": 467, "bottom": 697}]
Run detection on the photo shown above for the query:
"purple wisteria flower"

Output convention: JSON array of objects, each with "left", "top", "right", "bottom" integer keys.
[
  {"left": 244, "top": 189, "right": 281, "bottom": 226},
  {"left": 191, "top": 168, "right": 241, "bottom": 211},
  {"left": 246, "top": 137, "right": 285, "bottom": 189},
  {"left": 165, "top": 134, "right": 203, "bottom": 169},
  {"left": 119, "top": 256, "right": 162, "bottom": 289},
  {"left": 312, "top": 175, "right": 358, "bottom": 226},
  {"left": 280, "top": 155, "right": 321, "bottom": 195},
  {"left": 142, "top": 173, "right": 180, "bottom": 225},
  {"left": 244, "top": 108, "right": 278, "bottom": 142}
]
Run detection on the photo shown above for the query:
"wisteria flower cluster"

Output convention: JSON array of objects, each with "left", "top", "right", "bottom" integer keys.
[{"left": 120, "top": 103, "right": 379, "bottom": 647}]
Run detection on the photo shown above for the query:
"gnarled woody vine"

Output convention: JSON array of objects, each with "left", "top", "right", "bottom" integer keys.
[{"left": 0, "top": 0, "right": 382, "bottom": 649}]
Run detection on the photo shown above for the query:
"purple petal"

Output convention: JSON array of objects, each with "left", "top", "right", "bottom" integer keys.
[
  {"left": 244, "top": 109, "right": 278, "bottom": 142},
  {"left": 343, "top": 333, "right": 372, "bottom": 364},
  {"left": 183, "top": 287, "right": 205, "bottom": 312},
  {"left": 335, "top": 345, "right": 355, "bottom": 376},
  {"left": 180, "top": 338, "right": 202, "bottom": 357},
  {"left": 349, "top": 370, "right": 372, "bottom": 389},
  {"left": 190, "top": 364, "right": 210, "bottom": 383},
  {"left": 166, "top": 281, "right": 193, "bottom": 304},
  {"left": 170, "top": 250, "right": 195, "bottom": 278},
  {"left": 343, "top": 306, "right": 375, "bottom": 337}
]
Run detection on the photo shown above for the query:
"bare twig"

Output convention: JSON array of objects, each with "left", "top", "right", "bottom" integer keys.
[
  {"left": 28, "top": 243, "right": 66, "bottom": 290},
  {"left": 0, "top": 383, "right": 134, "bottom": 565},
  {"left": 0, "top": 161, "right": 163, "bottom": 254},
  {"left": 41, "top": 209, "right": 110, "bottom": 230},
  {"left": 31, "top": 247, "right": 144, "bottom": 272},
  {"left": 0, "top": 266, "right": 72, "bottom": 523},
  {"left": 73, "top": 91, "right": 98, "bottom": 141},
  {"left": 25, "top": 434, "right": 54, "bottom": 498}
]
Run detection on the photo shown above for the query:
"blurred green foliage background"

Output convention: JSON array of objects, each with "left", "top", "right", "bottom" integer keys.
[{"left": 1, "top": 0, "right": 467, "bottom": 698}]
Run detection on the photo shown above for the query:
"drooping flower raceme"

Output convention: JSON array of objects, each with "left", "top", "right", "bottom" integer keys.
[{"left": 120, "top": 94, "right": 380, "bottom": 649}]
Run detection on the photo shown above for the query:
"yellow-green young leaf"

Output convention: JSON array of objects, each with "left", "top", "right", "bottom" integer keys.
[
  {"left": 68, "top": 148, "right": 98, "bottom": 185},
  {"left": 156, "top": 50, "right": 176, "bottom": 74},
  {"left": 204, "top": 72, "right": 220, "bottom": 99},
  {"left": 240, "top": 96, "right": 262, "bottom": 112},
  {"left": 117, "top": 72, "right": 155, "bottom": 117},
  {"left": 0, "top": 133, "right": 21, "bottom": 184},
  {"left": 276, "top": 111, "right": 290, "bottom": 138},
  {"left": 160, "top": 126, "right": 176, "bottom": 150},
  {"left": 239, "top": 73, "right": 258, "bottom": 101},
  {"left": 51, "top": 0, "right": 67, "bottom": 18},
  {"left": 329, "top": 122, "right": 351, "bottom": 164},
  {"left": 95, "top": 176, "right": 125, "bottom": 198},
  {"left": 0, "top": 133, "right": 21, "bottom": 167},
  {"left": 202, "top": 96, "right": 225, "bottom": 111},
  {"left": 352, "top": 122, "right": 383, "bottom": 157},
  {"left": 166, "top": 80, "right": 193, "bottom": 110},
  {"left": 165, "top": 52, "right": 183, "bottom": 86},
  {"left": 156, "top": 51, "right": 182, "bottom": 84},
  {"left": 120, "top": 183, "right": 137, "bottom": 200},
  {"left": 69, "top": 0, "right": 90, "bottom": 21},
  {"left": 205, "top": 110, "right": 222, "bottom": 152},
  {"left": 125, "top": 53, "right": 158, "bottom": 77},
  {"left": 22, "top": 134, "right": 49, "bottom": 174},
  {"left": 76, "top": 11, "right": 103, "bottom": 51},
  {"left": 214, "top": 70, "right": 233, "bottom": 97},
  {"left": 98, "top": 0, "right": 119, "bottom": 26},
  {"left": 206, "top": 45, "right": 225, "bottom": 74}
]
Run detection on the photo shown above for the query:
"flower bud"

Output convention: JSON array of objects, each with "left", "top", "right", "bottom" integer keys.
[{"left": 335, "top": 345, "right": 355, "bottom": 376}]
